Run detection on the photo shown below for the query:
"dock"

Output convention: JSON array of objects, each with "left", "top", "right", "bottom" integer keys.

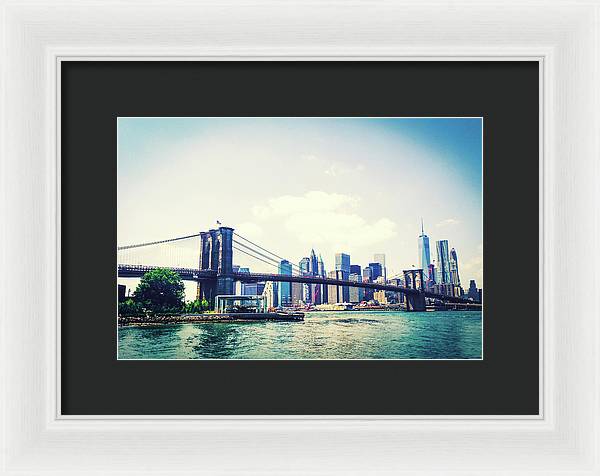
[{"left": 118, "top": 312, "right": 304, "bottom": 325}]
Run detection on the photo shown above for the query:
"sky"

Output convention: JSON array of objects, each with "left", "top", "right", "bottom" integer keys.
[{"left": 117, "top": 117, "right": 483, "bottom": 297}]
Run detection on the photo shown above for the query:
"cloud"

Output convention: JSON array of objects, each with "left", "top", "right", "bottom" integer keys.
[
  {"left": 436, "top": 218, "right": 461, "bottom": 228},
  {"left": 251, "top": 191, "right": 397, "bottom": 252},
  {"left": 300, "top": 154, "right": 364, "bottom": 177},
  {"left": 236, "top": 222, "right": 263, "bottom": 239},
  {"left": 252, "top": 191, "right": 357, "bottom": 219}
]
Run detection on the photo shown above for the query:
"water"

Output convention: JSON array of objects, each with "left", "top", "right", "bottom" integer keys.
[{"left": 117, "top": 310, "right": 482, "bottom": 360}]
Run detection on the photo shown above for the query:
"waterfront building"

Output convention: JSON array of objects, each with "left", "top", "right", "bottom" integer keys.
[
  {"left": 449, "top": 247, "right": 461, "bottom": 286},
  {"left": 369, "top": 262, "right": 383, "bottom": 281},
  {"left": 278, "top": 260, "right": 293, "bottom": 306},
  {"left": 427, "top": 263, "right": 436, "bottom": 287},
  {"left": 327, "top": 271, "right": 340, "bottom": 304},
  {"left": 291, "top": 282, "right": 303, "bottom": 305},
  {"left": 242, "top": 282, "right": 265, "bottom": 296},
  {"left": 348, "top": 273, "right": 365, "bottom": 303},
  {"left": 373, "top": 253, "right": 386, "bottom": 282},
  {"left": 299, "top": 257, "right": 311, "bottom": 303},
  {"left": 335, "top": 253, "right": 350, "bottom": 302},
  {"left": 467, "top": 279, "right": 479, "bottom": 301},
  {"left": 262, "top": 281, "right": 278, "bottom": 309},
  {"left": 436, "top": 240, "right": 451, "bottom": 284},
  {"left": 362, "top": 275, "right": 374, "bottom": 301},
  {"left": 309, "top": 249, "right": 319, "bottom": 276},
  {"left": 238, "top": 267, "right": 250, "bottom": 295},
  {"left": 350, "top": 264, "right": 362, "bottom": 277},
  {"left": 374, "top": 289, "right": 388, "bottom": 305},
  {"left": 335, "top": 253, "right": 350, "bottom": 273},
  {"left": 318, "top": 254, "right": 327, "bottom": 304},
  {"left": 418, "top": 220, "right": 432, "bottom": 283}
]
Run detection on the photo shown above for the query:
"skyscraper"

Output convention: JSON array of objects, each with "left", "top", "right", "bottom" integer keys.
[
  {"left": 309, "top": 249, "right": 319, "bottom": 276},
  {"left": 467, "top": 279, "right": 479, "bottom": 301},
  {"left": 278, "top": 260, "right": 293, "bottom": 306},
  {"left": 362, "top": 266, "right": 372, "bottom": 282},
  {"left": 418, "top": 220, "right": 431, "bottom": 282},
  {"left": 449, "top": 247, "right": 461, "bottom": 286},
  {"left": 335, "top": 253, "right": 350, "bottom": 302},
  {"left": 350, "top": 264, "right": 362, "bottom": 277},
  {"left": 369, "top": 262, "right": 383, "bottom": 281},
  {"left": 299, "top": 257, "right": 311, "bottom": 303},
  {"left": 373, "top": 253, "right": 386, "bottom": 282},
  {"left": 436, "top": 240, "right": 451, "bottom": 284},
  {"left": 335, "top": 253, "right": 350, "bottom": 274},
  {"left": 309, "top": 249, "right": 320, "bottom": 304},
  {"left": 318, "top": 254, "right": 327, "bottom": 304}
]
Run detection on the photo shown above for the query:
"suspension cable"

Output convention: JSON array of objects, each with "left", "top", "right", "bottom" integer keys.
[{"left": 117, "top": 233, "right": 200, "bottom": 251}]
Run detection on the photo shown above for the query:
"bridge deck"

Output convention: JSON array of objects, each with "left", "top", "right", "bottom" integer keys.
[{"left": 117, "top": 264, "right": 480, "bottom": 305}]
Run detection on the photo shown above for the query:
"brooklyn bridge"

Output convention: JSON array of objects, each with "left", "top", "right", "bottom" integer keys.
[{"left": 117, "top": 226, "right": 481, "bottom": 312}]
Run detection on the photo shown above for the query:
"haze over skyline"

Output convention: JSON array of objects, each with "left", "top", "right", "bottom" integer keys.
[{"left": 118, "top": 117, "right": 483, "bottom": 288}]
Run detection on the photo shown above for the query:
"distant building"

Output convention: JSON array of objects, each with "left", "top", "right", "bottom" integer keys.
[
  {"left": 418, "top": 220, "right": 432, "bottom": 283},
  {"left": 362, "top": 266, "right": 372, "bottom": 282},
  {"left": 467, "top": 279, "right": 479, "bottom": 301},
  {"left": 350, "top": 264, "right": 362, "bottom": 277},
  {"left": 299, "top": 257, "right": 311, "bottom": 303},
  {"left": 238, "top": 267, "right": 251, "bottom": 294},
  {"left": 369, "top": 262, "right": 383, "bottom": 281},
  {"left": 118, "top": 284, "right": 127, "bottom": 302},
  {"left": 262, "top": 281, "right": 278, "bottom": 308},
  {"left": 291, "top": 282, "right": 303, "bottom": 305},
  {"left": 335, "top": 253, "right": 350, "bottom": 302},
  {"left": 327, "top": 271, "right": 341, "bottom": 304},
  {"left": 427, "top": 263, "right": 436, "bottom": 287},
  {"left": 348, "top": 273, "right": 364, "bottom": 303},
  {"left": 373, "top": 253, "right": 386, "bottom": 281},
  {"left": 436, "top": 240, "right": 451, "bottom": 284},
  {"left": 449, "top": 247, "right": 461, "bottom": 286},
  {"left": 317, "top": 253, "right": 327, "bottom": 304},
  {"left": 242, "top": 282, "right": 265, "bottom": 296},
  {"left": 278, "top": 260, "right": 293, "bottom": 306},
  {"left": 373, "top": 289, "right": 387, "bottom": 305}
]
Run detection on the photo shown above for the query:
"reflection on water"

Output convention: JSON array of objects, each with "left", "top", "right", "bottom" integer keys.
[{"left": 118, "top": 311, "right": 482, "bottom": 360}]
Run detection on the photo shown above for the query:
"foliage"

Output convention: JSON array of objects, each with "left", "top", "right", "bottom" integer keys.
[
  {"left": 118, "top": 298, "right": 144, "bottom": 317},
  {"left": 184, "top": 298, "right": 210, "bottom": 313},
  {"left": 133, "top": 268, "right": 185, "bottom": 315}
]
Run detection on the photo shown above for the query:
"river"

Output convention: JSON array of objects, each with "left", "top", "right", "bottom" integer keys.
[{"left": 117, "top": 310, "right": 482, "bottom": 360}]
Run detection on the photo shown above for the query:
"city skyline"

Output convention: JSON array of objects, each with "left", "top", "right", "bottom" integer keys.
[{"left": 118, "top": 117, "right": 483, "bottom": 292}]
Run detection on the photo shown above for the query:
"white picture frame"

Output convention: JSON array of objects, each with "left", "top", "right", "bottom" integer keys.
[{"left": 1, "top": 1, "right": 598, "bottom": 474}]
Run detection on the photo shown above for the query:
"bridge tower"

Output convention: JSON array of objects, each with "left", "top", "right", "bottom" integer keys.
[
  {"left": 403, "top": 268, "right": 426, "bottom": 312},
  {"left": 196, "top": 226, "right": 235, "bottom": 308}
]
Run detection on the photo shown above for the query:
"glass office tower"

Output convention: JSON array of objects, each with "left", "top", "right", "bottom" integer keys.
[
  {"left": 436, "top": 240, "right": 451, "bottom": 284},
  {"left": 418, "top": 220, "right": 431, "bottom": 282}
]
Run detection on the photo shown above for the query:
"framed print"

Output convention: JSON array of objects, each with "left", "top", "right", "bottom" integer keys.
[{"left": 2, "top": 1, "right": 599, "bottom": 475}]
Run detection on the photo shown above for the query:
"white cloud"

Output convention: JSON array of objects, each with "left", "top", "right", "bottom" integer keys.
[
  {"left": 252, "top": 191, "right": 357, "bottom": 219},
  {"left": 236, "top": 222, "right": 263, "bottom": 239},
  {"left": 436, "top": 218, "right": 461, "bottom": 228},
  {"left": 251, "top": 191, "right": 397, "bottom": 253}
]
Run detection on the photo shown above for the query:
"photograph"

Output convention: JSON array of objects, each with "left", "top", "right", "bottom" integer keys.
[{"left": 117, "top": 117, "right": 483, "bottom": 360}]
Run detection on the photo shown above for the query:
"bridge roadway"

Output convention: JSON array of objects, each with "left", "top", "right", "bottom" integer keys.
[{"left": 118, "top": 264, "right": 479, "bottom": 305}]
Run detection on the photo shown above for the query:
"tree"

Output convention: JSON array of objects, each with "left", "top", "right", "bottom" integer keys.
[
  {"left": 134, "top": 268, "right": 185, "bottom": 315},
  {"left": 118, "top": 298, "right": 144, "bottom": 317}
]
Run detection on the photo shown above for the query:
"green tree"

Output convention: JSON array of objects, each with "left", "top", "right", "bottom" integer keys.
[
  {"left": 118, "top": 298, "right": 144, "bottom": 317},
  {"left": 134, "top": 268, "right": 185, "bottom": 315}
]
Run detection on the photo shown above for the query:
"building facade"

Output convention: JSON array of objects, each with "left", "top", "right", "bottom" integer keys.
[
  {"left": 418, "top": 221, "right": 432, "bottom": 283},
  {"left": 278, "top": 260, "right": 293, "bottom": 306},
  {"left": 436, "top": 240, "right": 451, "bottom": 284},
  {"left": 373, "top": 253, "right": 386, "bottom": 282},
  {"left": 449, "top": 247, "right": 461, "bottom": 286}
]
